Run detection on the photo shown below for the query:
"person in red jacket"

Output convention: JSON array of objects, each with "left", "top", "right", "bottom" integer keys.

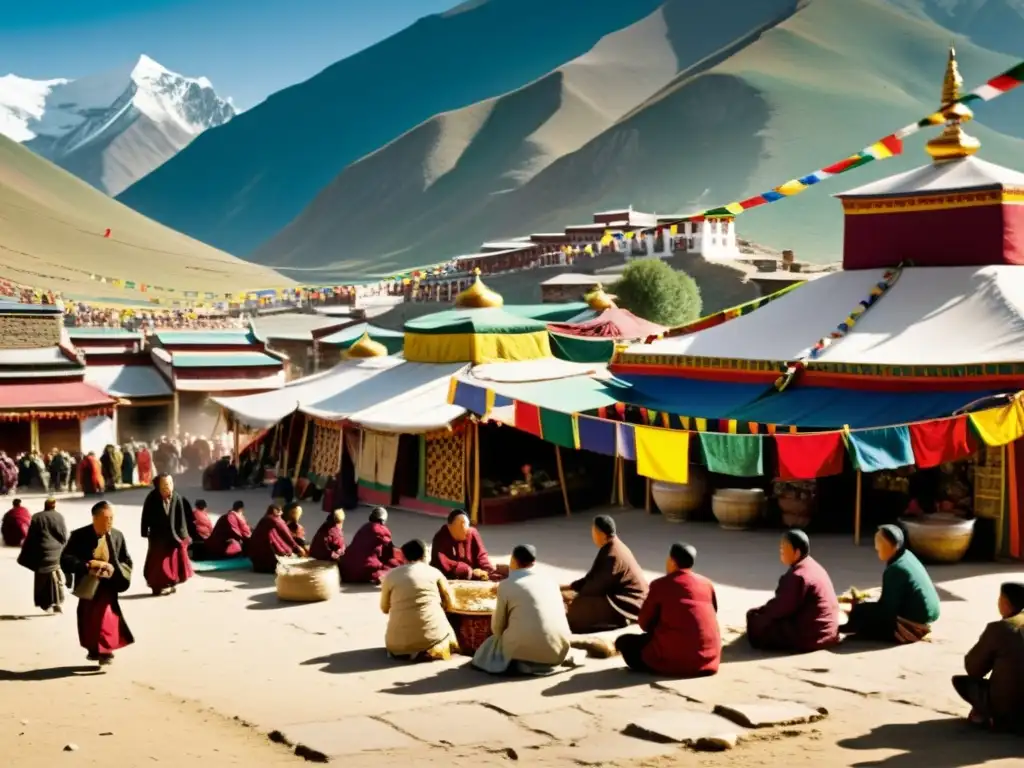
[
  {"left": 746, "top": 530, "right": 840, "bottom": 653},
  {"left": 2, "top": 498, "right": 31, "bottom": 546},
  {"left": 615, "top": 542, "right": 720, "bottom": 678},
  {"left": 429, "top": 509, "right": 506, "bottom": 582},
  {"left": 186, "top": 499, "right": 215, "bottom": 559},
  {"left": 339, "top": 507, "right": 403, "bottom": 584},
  {"left": 205, "top": 501, "right": 252, "bottom": 560},
  {"left": 248, "top": 504, "right": 305, "bottom": 573},
  {"left": 310, "top": 510, "right": 346, "bottom": 563}
]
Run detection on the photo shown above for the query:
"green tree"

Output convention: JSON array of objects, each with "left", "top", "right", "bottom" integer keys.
[{"left": 610, "top": 259, "right": 702, "bottom": 327}]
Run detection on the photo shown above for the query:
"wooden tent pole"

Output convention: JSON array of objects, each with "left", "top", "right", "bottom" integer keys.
[
  {"left": 854, "top": 470, "right": 863, "bottom": 545},
  {"left": 645, "top": 477, "right": 652, "bottom": 513},
  {"left": 292, "top": 416, "right": 310, "bottom": 484},
  {"left": 610, "top": 457, "right": 619, "bottom": 505},
  {"left": 471, "top": 421, "right": 482, "bottom": 526},
  {"left": 554, "top": 444, "right": 571, "bottom": 517},
  {"left": 232, "top": 423, "right": 241, "bottom": 469},
  {"left": 617, "top": 457, "right": 625, "bottom": 507}
]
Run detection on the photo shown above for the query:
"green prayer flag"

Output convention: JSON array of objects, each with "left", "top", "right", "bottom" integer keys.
[
  {"left": 699, "top": 433, "right": 763, "bottom": 476},
  {"left": 539, "top": 408, "right": 576, "bottom": 449}
]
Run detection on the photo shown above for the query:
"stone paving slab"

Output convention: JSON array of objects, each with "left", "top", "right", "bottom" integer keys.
[
  {"left": 277, "top": 716, "right": 418, "bottom": 758},
  {"left": 793, "top": 670, "right": 898, "bottom": 696},
  {"left": 541, "top": 732, "right": 680, "bottom": 765},
  {"left": 713, "top": 701, "right": 826, "bottom": 728},
  {"left": 381, "top": 703, "right": 549, "bottom": 748},
  {"left": 625, "top": 710, "right": 745, "bottom": 751},
  {"left": 519, "top": 707, "right": 599, "bottom": 741}
]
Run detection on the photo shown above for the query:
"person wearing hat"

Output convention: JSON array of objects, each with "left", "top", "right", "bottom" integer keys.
[
  {"left": 840, "top": 524, "right": 941, "bottom": 644},
  {"left": 614, "top": 542, "right": 720, "bottom": 677},
  {"left": 472, "top": 544, "right": 576, "bottom": 676},
  {"left": 746, "top": 530, "right": 840, "bottom": 653},
  {"left": 562, "top": 515, "right": 648, "bottom": 634},
  {"left": 952, "top": 582, "right": 1024, "bottom": 731}
]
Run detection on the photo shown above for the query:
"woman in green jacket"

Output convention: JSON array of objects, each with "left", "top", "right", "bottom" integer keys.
[{"left": 841, "top": 524, "right": 941, "bottom": 644}]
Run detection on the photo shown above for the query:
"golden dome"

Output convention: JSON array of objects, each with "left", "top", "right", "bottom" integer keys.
[
  {"left": 344, "top": 331, "right": 388, "bottom": 358},
  {"left": 584, "top": 284, "right": 615, "bottom": 311},
  {"left": 926, "top": 47, "right": 981, "bottom": 162},
  {"left": 454, "top": 270, "right": 504, "bottom": 309}
]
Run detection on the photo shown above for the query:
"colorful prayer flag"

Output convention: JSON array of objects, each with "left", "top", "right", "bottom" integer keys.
[{"left": 635, "top": 425, "right": 689, "bottom": 484}]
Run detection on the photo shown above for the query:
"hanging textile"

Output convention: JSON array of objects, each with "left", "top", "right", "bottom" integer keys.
[
  {"left": 774, "top": 432, "right": 845, "bottom": 479},
  {"left": 358, "top": 431, "right": 376, "bottom": 484},
  {"left": 969, "top": 397, "right": 1024, "bottom": 446},
  {"left": 699, "top": 433, "right": 763, "bottom": 477},
  {"left": 374, "top": 432, "right": 400, "bottom": 489},
  {"left": 846, "top": 426, "right": 914, "bottom": 472},
  {"left": 908, "top": 416, "right": 976, "bottom": 468},
  {"left": 308, "top": 420, "right": 343, "bottom": 488},
  {"left": 424, "top": 430, "right": 466, "bottom": 503},
  {"left": 634, "top": 425, "right": 689, "bottom": 484}
]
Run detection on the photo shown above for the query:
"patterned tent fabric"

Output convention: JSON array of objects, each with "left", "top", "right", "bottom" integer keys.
[
  {"left": 308, "top": 420, "right": 343, "bottom": 488},
  {"left": 424, "top": 430, "right": 466, "bottom": 504}
]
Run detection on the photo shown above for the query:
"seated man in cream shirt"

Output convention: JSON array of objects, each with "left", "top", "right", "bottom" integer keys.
[
  {"left": 472, "top": 544, "right": 581, "bottom": 676},
  {"left": 380, "top": 539, "right": 459, "bottom": 661}
]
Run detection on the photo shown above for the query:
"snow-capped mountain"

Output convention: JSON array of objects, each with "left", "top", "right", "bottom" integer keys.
[{"left": 0, "top": 55, "right": 235, "bottom": 195}]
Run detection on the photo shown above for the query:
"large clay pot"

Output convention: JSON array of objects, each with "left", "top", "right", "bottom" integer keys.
[
  {"left": 778, "top": 495, "right": 814, "bottom": 529},
  {"left": 902, "top": 514, "right": 975, "bottom": 564},
  {"left": 652, "top": 472, "right": 706, "bottom": 523},
  {"left": 712, "top": 488, "right": 765, "bottom": 530}
]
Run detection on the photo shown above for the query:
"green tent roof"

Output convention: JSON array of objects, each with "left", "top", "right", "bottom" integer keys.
[
  {"left": 318, "top": 323, "right": 405, "bottom": 354},
  {"left": 503, "top": 303, "right": 588, "bottom": 323},
  {"left": 404, "top": 308, "right": 547, "bottom": 336}
]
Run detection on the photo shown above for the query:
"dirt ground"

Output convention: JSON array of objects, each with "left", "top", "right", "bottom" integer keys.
[{"left": 2, "top": 485, "right": 1023, "bottom": 767}]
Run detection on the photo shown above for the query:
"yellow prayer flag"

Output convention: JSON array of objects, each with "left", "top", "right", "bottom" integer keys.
[
  {"left": 775, "top": 180, "right": 807, "bottom": 196},
  {"left": 969, "top": 397, "right": 1024, "bottom": 446},
  {"left": 724, "top": 202, "right": 744, "bottom": 215},
  {"left": 635, "top": 426, "right": 689, "bottom": 484},
  {"left": 694, "top": 417, "right": 707, "bottom": 432},
  {"left": 447, "top": 377, "right": 458, "bottom": 405},
  {"left": 625, "top": 231, "right": 635, "bottom": 240},
  {"left": 669, "top": 225, "right": 678, "bottom": 236}
]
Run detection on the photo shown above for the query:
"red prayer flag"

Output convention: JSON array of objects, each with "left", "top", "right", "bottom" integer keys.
[
  {"left": 103, "top": 228, "right": 111, "bottom": 238},
  {"left": 775, "top": 432, "right": 845, "bottom": 480},
  {"left": 513, "top": 401, "right": 543, "bottom": 438},
  {"left": 908, "top": 416, "right": 976, "bottom": 469}
]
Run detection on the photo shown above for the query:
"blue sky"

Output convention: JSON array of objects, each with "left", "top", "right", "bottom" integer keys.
[{"left": 0, "top": 0, "right": 459, "bottom": 109}]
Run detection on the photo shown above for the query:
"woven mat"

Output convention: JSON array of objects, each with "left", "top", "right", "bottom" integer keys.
[{"left": 192, "top": 556, "right": 252, "bottom": 572}]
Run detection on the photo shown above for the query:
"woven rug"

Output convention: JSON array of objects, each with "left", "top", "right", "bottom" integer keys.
[{"left": 192, "top": 556, "right": 252, "bottom": 573}]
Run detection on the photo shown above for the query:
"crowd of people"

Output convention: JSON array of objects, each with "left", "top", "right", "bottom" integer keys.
[
  {"left": 4, "top": 488, "right": 1023, "bottom": 730},
  {"left": 65, "top": 305, "right": 247, "bottom": 333}
]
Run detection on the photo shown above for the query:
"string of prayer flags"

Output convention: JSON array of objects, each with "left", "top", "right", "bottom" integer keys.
[
  {"left": 908, "top": 415, "right": 977, "bottom": 468},
  {"left": 577, "top": 415, "right": 617, "bottom": 456},
  {"left": 699, "top": 433, "right": 763, "bottom": 477},
  {"left": 774, "top": 432, "right": 846, "bottom": 480}
]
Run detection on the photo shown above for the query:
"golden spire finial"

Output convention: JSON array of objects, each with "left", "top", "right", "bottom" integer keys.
[
  {"left": 584, "top": 283, "right": 615, "bottom": 311},
  {"left": 454, "top": 273, "right": 503, "bottom": 309},
  {"left": 344, "top": 330, "right": 388, "bottom": 358},
  {"left": 926, "top": 47, "right": 980, "bottom": 162}
]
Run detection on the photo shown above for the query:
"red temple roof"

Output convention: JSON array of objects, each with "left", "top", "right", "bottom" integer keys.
[{"left": 0, "top": 381, "right": 114, "bottom": 410}]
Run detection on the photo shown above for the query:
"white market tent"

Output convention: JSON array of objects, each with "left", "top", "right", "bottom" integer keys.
[
  {"left": 618, "top": 266, "right": 1024, "bottom": 367},
  {"left": 214, "top": 357, "right": 468, "bottom": 433}
]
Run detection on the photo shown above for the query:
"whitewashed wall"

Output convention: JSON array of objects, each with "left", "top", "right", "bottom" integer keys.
[{"left": 81, "top": 414, "right": 117, "bottom": 455}]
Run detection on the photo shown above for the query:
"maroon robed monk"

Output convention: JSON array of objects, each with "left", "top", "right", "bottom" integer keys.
[
  {"left": 249, "top": 504, "right": 305, "bottom": 573},
  {"left": 615, "top": 542, "right": 721, "bottom": 677},
  {"left": 205, "top": 500, "right": 252, "bottom": 559},
  {"left": 310, "top": 510, "right": 346, "bottom": 563},
  {"left": 140, "top": 474, "right": 193, "bottom": 596},
  {"left": 61, "top": 501, "right": 134, "bottom": 666},
  {"left": 340, "top": 507, "right": 403, "bottom": 584},
  {"left": 746, "top": 530, "right": 840, "bottom": 653},
  {"left": 430, "top": 509, "right": 506, "bottom": 582},
  {"left": 2, "top": 498, "right": 31, "bottom": 546}
]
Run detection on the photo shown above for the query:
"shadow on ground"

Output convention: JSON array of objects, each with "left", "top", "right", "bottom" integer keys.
[
  {"left": 0, "top": 666, "right": 103, "bottom": 681},
  {"left": 379, "top": 662, "right": 511, "bottom": 695},
  {"left": 541, "top": 666, "right": 655, "bottom": 696},
  {"left": 302, "top": 647, "right": 395, "bottom": 675},
  {"left": 837, "top": 718, "right": 1023, "bottom": 767}
]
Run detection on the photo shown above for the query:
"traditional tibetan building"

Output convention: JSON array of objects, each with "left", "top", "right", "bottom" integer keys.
[{"left": 0, "top": 303, "right": 115, "bottom": 455}]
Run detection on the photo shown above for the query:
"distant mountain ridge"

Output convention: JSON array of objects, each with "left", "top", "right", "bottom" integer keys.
[
  {"left": 115, "top": 0, "right": 667, "bottom": 254},
  {"left": 251, "top": 0, "right": 1024, "bottom": 278},
  {"left": 0, "top": 55, "right": 235, "bottom": 195}
]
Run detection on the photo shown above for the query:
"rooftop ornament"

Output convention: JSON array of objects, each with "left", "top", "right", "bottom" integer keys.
[
  {"left": 454, "top": 268, "right": 504, "bottom": 309},
  {"left": 584, "top": 283, "right": 615, "bottom": 311},
  {"left": 343, "top": 330, "right": 388, "bottom": 358},
  {"left": 925, "top": 47, "right": 981, "bottom": 163}
]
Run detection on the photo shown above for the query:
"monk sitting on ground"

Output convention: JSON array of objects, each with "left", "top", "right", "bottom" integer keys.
[
  {"left": 563, "top": 515, "right": 648, "bottom": 634},
  {"left": 248, "top": 504, "right": 306, "bottom": 574},
  {"left": 746, "top": 530, "right": 840, "bottom": 653},
  {"left": 615, "top": 543, "right": 719, "bottom": 677},
  {"left": 952, "top": 582, "right": 1024, "bottom": 732},
  {"left": 186, "top": 499, "right": 214, "bottom": 560},
  {"left": 340, "top": 507, "right": 404, "bottom": 585},
  {"left": 430, "top": 509, "right": 507, "bottom": 582},
  {"left": 380, "top": 538, "right": 459, "bottom": 662},
  {"left": 283, "top": 502, "right": 307, "bottom": 547},
  {"left": 840, "top": 524, "right": 941, "bottom": 644},
  {"left": 204, "top": 501, "right": 251, "bottom": 559},
  {"left": 2, "top": 498, "right": 31, "bottom": 546},
  {"left": 472, "top": 544, "right": 578, "bottom": 676},
  {"left": 310, "top": 510, "right": 346, "bottom": 563}
]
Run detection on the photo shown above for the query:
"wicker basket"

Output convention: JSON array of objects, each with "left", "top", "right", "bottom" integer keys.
[
  {"left": 902, "top": 515, "right": 975, "bottom": 564},
  {"left": 712, "top": 489, "right": 765, "bottom": 530},
  {"left": 652, "top": 471, "right": 706, "bottom": 523},
  {"left": 275, "top": 558, "right": 339, "bottom": 602}
]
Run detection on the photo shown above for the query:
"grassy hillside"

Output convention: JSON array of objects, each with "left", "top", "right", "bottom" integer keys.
[
  {"left": 254, "top": 0, "right": 801, "bottom": 276},
  {"left": 0, "top": 134, "right": 291, "bottom": 302},
  {"left": 116, "top": 0, "right": 665, "bottom": 255},
  {"left": 255, "top": 0, "right": 1024, "bottom": 276}
]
